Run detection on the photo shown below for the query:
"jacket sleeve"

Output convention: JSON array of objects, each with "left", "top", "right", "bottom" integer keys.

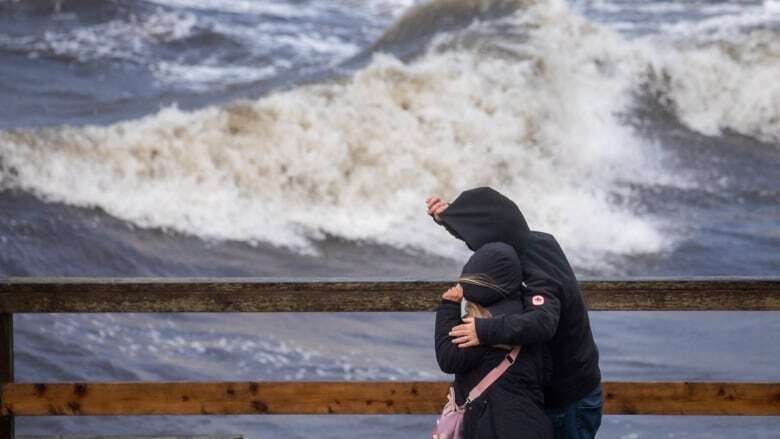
[
  {"left": 473, "top": 269, "right": 562, "bottom": 346},
  {"left": 435, "top": 300, "right": 490, "bottom": 374}
]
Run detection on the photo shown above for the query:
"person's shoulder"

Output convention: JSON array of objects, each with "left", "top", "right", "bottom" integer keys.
[
  {"left": 529, "top": 230, "right": 556, "bottom": 241},
  {"left": 525, "top": 231, "right": 577, "bottom": 281},
  {"left": 527, "top": 230, "right": 562, "bottom": 249}
]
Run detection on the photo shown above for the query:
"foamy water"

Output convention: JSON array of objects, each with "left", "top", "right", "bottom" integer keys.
[
  {"left": 0, "top": 0, "right": 386, "bottom": 92},
  {"left": 2, "top": 0, "right": 779, "bottom": 273}
]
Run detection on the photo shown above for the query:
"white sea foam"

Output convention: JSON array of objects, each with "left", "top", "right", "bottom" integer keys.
[
  {"left": 0, "top": 5, "right": 365, "bottom": 91},
  {"left": 175, "top": 0, "right": 312, "bottom": 16},
  {"left": 148, "top": 0, "right": 419, "bottom": 20},
  {"left": 643, "top": 29, "right": 780, "bottom": 144},
  {"left": 35, "top": 10, "right": 200, "bottom": 60},
  {"left": 1, "top": 0, "right": 778, "bottom": 271},
  {"left": 152, "top": 62, "right": 280, "bottom": 92},
  {"left": 575, "top": 0, "right": 780, "bottom": 143}
]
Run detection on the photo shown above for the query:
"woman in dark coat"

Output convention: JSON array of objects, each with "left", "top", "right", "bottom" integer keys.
[{"left": 435, "top": 242, "right": 552, "bottom": 439}]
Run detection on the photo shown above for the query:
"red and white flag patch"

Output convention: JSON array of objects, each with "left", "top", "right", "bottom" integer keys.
[{"left": 532, "top": 295, "right": 545, "bottom": 306}]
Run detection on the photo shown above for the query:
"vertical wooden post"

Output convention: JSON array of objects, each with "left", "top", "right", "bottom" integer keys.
[{"left": 0, "top": 313, "right": 13, "bottom": 439}]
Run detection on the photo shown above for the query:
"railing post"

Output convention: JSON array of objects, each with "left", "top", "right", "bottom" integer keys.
[{"left": 0, "top": 313, "right": 13, "bottom": 439}]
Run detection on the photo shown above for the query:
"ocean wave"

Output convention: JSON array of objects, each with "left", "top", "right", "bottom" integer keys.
[
  {"left": 566, "top": 0, "right": 780, "bottom": 143},
  {"left": 366, "top": 0, "right": 525, "bottom": 59},
  {"left": 16, "top": 313, "right": 428, "bottom": 381},
  {"left": 0, "top": 9, "right": 202, "bottom": 58},
  {"left": 640, "top": 28, "right": 780, "bottom": 144},
  {"left": 0, "top": 1, "right": 372, "bottom": 91},
  {"left": 1, "top": 0, "right": 777, "bottom": 271}
]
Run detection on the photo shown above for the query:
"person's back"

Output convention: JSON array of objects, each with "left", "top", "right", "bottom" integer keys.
[{"left": 522, "top": 231, "right": 600, "bottom": 408}]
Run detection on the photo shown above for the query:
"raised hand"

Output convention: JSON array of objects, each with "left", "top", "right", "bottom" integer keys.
[
  {"left": 442, "top": 284, "right": 464, "bottom": 303},
  {"left": 425, "top": 196, "right": 449, "bottom": 223}
]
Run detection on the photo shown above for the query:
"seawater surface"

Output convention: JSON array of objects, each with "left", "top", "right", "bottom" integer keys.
[{"left": 1, "top": 0, "right": 779, "bottom": 438}]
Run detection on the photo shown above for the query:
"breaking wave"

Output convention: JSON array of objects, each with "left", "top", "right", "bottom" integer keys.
[{"left": 1, "top": 0, "right": 778, "bottom": 270}]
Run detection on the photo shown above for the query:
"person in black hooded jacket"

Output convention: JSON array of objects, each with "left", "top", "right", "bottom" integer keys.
[
  {"left": 435, "top": 242, "right": 552, "bottom": 439},
  {"left": 427, "top": 187, "right": 603, "bottom": 439}
]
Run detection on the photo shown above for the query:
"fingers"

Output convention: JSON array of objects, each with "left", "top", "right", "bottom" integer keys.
[
  {"left": 458, "top": 338, "right": 480, "bottom": 348},
  {"left": 449, "top": 318, "right": 473, "bottom": 335},
  {"left": 451, "top": 334, "right": 480, "bottom": 348},
  {"left": 442, "top": 286, "right": 462, "bottom": 302},
  {"left": 425, "top": 197, "right": 449, "bottom": 218},
  {"left": 425, "top": 196, "right": 440, "bottom": 211},
  {"left": 450, "top": 317, "right": 478, "bottom": 347},
  {"left": 450, "top": 284, "right": 463, "bottom": 301},
  {"left": 449, "top": 323, "right": 469, "bottom": 335},
  {"left": 449, "top": 327, "right": 469, "bottom": 337},
  {"left": 451, "top": 336, "right": 472, "bottom": 345},
  {"left": 431, "top": 200, "right": 448, "bottom": 216}
]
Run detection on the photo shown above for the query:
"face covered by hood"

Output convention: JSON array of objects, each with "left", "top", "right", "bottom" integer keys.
[
  {"left": 459, "top": 242, "right": 525, "bottom": 317},
  {"left": 439, "top": 187, "right": 530, "bottom": 252}
]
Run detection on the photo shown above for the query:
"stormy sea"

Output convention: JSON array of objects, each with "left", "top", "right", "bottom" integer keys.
[{"left": 1, "top": 0, "right": 778, "bottom": 437}]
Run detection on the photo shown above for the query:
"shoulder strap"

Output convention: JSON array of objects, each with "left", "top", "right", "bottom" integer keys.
[{"left": 466, "top": 347, "right": 521, "bottom": 404}]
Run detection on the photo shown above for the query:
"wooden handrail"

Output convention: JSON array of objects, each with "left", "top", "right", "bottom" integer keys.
[
  {"left": 1, "top": 278, "right": 779, "bottom": 439},
  {"left": 2, "top": 381, "right": 778, "bottom": 416},
  {"left": 1, "top": 278, "right": 779, "bottom": 312}
]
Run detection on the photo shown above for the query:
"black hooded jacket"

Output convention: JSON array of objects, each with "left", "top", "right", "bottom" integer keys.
[
  {"left": 435, "top": 242, "right": 552, "bottom": 439},
  {"left": 439, "top": 187, "right": 601, "bottom": 409}
]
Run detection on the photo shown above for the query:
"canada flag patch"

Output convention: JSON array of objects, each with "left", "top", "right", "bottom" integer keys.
[{"left": 532, "top": 295, "right": 545, "bottom": 306}]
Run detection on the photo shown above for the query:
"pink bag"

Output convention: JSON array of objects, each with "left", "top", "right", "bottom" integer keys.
[
  {"left": 431, "top": 386, "right": 465, "bottom": 439},
  {"left": 432, "top": 348, "right": 520, "bottom": 439}
]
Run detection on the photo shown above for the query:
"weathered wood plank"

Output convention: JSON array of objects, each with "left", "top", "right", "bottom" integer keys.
[
  {"left": 581, "top": 279, "right": 780, "bottom": 311},
  {"left": 0, "top": 313, "right": 13, "bottom": 439},
  {"left": 0, "top": 382, "right": 445, "bottom": 416},
  {"left": 0, "top": 279, "right": 450, "bottom": 313},
  {"left": 0, "top": 279, "right": 778, "bottom": 313},
  {"left": 603, "top": 382, "right": 780, "bottom": 416},
  {"left": 2, "top": 381, "right": 779, "bottom": 416}
]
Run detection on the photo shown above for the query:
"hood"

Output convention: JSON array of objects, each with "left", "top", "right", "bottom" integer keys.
[
  {"left": 459, "top": 241, "right": 524, "bottom": 307},
  {"left": 440, "top": 187, "right": 530, "bottom": 252}
]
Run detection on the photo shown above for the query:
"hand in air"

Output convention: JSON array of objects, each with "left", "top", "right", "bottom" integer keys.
[
  {"left": 425, "top": 196, "right": 449, "bottom": 223},
  {"left": 442, "top": 284, "right": 463, "bottom": 303},
  {"left": 449, "top": 317, "right": 480, "bottom": 348}
]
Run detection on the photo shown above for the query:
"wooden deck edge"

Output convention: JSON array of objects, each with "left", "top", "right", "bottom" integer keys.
[{"left": 3, "top": 381, "right": 779, "bottom": 416}]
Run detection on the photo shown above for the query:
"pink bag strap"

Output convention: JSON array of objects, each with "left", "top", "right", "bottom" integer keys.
[{"left": 464, "top": 347, "right": 520, "bottom": 407}]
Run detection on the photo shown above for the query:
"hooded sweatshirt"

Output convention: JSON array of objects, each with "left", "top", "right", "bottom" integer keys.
[
  {"left": 439, "top": 187, "right": 601, "bottom": 409},
  {"left": 435, "top": 242, "right": 552, "bottom": 439}
]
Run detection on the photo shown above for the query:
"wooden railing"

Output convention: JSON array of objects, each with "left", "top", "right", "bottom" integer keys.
[{"left": 1, "top": 278, "right": 779, "bottom": 439}]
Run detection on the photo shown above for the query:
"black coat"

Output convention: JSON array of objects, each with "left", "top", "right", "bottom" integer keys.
[
  {"left": 440, "top": 187, "right": 602, "bottom": 408},
  {"left": 434, "top": 242, "right": 552, "bottom": 439},
  {"left": 435, "top": 300, "right": 552, "bottom": 439}
]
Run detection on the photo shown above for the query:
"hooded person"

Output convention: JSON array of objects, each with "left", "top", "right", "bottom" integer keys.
[
  {"left": 435, "top": 187, "right": 603, "bottom": 439},
  {"left": 435, "top": 242, "right": 552, "bottom": 439}
]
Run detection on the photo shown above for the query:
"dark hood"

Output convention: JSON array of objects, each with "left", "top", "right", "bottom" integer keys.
[
  {"left": 459, "top": 242, "right": 524, "bottom": 307},
  {"left": 440, "top": 187, "right": 530, "bottom": 252}
]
